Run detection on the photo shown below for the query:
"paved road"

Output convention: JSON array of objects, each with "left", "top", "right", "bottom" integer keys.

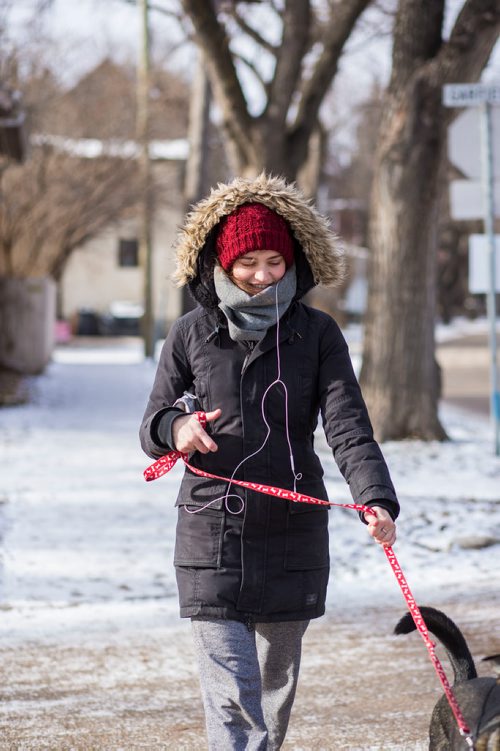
[{"left": 437, "top": 332, "right": 498, "bottom": 416}]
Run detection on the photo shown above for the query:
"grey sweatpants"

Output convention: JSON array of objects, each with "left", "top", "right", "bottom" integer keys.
[{"left": 191, "top": 618, "right": 309, "bottom": 751}]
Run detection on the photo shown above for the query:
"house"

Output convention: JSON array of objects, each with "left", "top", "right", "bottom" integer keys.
[
  {"left": 50, "top": 60, "right": 190, "bottom": 335},
  {"left": 60, "top": 182, "right": 185, "bottom": 335},
  {"left": 0, "top": 84, "right": 26, "bottom": 162}
]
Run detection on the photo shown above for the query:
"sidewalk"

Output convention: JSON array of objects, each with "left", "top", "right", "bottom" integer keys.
[
  {"left": 1, "top": 590, "right": 498, "bottom": 751},
  {"left": 437, "top": 331, "right": 498, "bottom": 416}
]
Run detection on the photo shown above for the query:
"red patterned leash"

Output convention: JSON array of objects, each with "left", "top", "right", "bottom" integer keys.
[
  {"left": 383, "top": 547, "right": 473, "bottom": 746},
  {"left": 143, "top": 411, "right": 473, "bottom": 745}
]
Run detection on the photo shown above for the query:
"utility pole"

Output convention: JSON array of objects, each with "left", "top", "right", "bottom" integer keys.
[
  {"left": 184, "top": 54, "right": 211, "bottom": 213},
  {"left": 479, "top": 99, "right": 500, "bottom": 455},
  {"left": 137, "top": 0, "right": 155, "bottom": 358},
  {"left": 182, "top": 51, "right": 211, "bottom": 315}
]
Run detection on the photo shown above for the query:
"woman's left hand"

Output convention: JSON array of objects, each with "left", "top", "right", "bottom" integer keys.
[{"left": 363, "top": 506, "right": 396, "bottom": 547}]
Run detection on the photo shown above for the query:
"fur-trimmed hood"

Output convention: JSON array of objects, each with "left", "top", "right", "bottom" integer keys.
[{"left": 174, "top": 173, "right": 345, "bottom": 308}]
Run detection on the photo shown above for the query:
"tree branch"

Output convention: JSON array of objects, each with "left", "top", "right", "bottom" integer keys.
[
  {"left": 389, "top": 0, "right": 445, "bottom": 90},
  {"left": 233, "top": 51, "right": 271, "bottom": 98},
  {"left": 265, "top": 0, "right": 312, "bottom": 126},
  {"left": 180, "top": 0, "right": 256, "bottom": 167},
  {"left": 120, "top": 0, "right": 183, "bottom": 21},
  {"left": 291, "top": 0, "right": 372, "bottom": 143},
  {"left": 433, "top": 0, "right": 500, "bottom": 88},
  {"left": 227, "top": 6, "right": 278, "bottom": 55}
]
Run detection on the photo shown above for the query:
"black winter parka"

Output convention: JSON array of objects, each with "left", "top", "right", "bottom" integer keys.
[{"left": 140, "top": 174, "right": 399, "bottom": 625}]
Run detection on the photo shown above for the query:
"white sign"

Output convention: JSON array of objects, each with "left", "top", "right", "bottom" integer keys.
[
  {"left": 443, "top": 83, "right": 500, "bottom": 107},
  {"left": 448, "top": 107, "right": 500, "bottom": 180},
  {"left": 450, "top": 179, "right": 500, "bottom": 220},
  {"left": 468, "top": 234, "right": 500, "bottom": 293}
]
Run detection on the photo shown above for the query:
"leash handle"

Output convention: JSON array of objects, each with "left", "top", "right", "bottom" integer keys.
[
  {"left": 143, "top": 411, "right": 473, "bottom": 741},
  {"left": 144, "top": 411, "right": 207, "bottom": 482}
]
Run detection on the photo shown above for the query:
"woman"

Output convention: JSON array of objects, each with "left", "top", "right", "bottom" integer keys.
[{"left": 140, "top": 173, "right": 398, "bottom": 750}]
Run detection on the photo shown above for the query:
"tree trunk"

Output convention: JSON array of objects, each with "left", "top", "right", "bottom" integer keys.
[
  {"left": 360, "top": 79, "right": 447, "bottom": 440},
  {"left": 360, "top": 0, "right": 500, "bottom": 441}
]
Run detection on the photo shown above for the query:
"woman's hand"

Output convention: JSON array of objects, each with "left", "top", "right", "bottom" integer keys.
[
  {"left": 363, "top": 506, "right": 397, "bottom": 547},
  {"left": 172, "top": 409, "right": 221, "bottom": 454}
]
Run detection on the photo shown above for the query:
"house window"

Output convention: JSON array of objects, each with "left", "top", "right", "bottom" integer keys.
[{"left": 118, "top": 238, "right": 139, "bottom": 267}]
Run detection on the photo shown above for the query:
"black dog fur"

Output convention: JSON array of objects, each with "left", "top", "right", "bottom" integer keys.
[{"left": 394, "top": 606, "right": 500, "bottom": 750}]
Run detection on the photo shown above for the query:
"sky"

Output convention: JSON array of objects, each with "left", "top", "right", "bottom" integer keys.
[{"left": 4, "top": 0, "right": 190, "bottom": 84}]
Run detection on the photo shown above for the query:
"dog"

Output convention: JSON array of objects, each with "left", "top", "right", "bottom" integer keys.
[{"left": 394, "top": 606, "right": 500, "bottom": 750}]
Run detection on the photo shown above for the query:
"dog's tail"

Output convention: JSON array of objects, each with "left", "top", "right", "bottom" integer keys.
[{"left": 394, "top": 606, "right": 477, "bottom": 683}]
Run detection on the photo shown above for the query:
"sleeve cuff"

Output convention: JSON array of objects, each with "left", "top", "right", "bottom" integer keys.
[
  {"left": 151, "top": 407, "right": 186, "bottom": 451},
  {"left": 358, "top": 500, "right": 399, "bottom": 524}
]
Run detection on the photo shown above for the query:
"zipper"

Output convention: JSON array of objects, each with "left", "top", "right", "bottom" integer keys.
[
  {"left": 238, "top": 342, "right": 252, "bottom": 614},
  {"left": 205, "top": 325, "right": 220, "bottom": 345},
  {"left": 289, "top": 328, "right": 302, "bottom": 344},
  {"left": 241, "top": 340, "right": 255, "bottom": 374}
]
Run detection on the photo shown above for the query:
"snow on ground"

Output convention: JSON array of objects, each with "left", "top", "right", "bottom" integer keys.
[{"left": 0, "top": 332, "right": 499, "bottom": 650}]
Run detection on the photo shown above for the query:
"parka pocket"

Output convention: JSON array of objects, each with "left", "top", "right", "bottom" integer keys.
[
  {"left": 173, "top": 505, "right": 224, "bottom": 568},
  {"left": 173, "top": 478, "right": 232, "bottom": 568},
  {"left": 285, "top": 504, "right": 329, "bottom": 571}
]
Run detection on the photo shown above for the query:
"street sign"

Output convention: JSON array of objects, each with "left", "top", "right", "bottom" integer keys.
[
  {"left": 450, "top": 179, "right": 500, "bottom": 220},
  {"left": 443, "top": 83, "right": 500, "bottom": 107},
  {"left": 469, "top": 234, "right": 500, "bottom": 293},
  {"left": 444, "top": 81, "right": 500, "bottom": 454},
  {"left": 448, "top": 107, "right": 500, "bottom": 180}
]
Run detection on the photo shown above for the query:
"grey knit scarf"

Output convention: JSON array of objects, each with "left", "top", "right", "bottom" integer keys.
[{"left": 214, "top": 264, "right": 297, "bottom": 342}]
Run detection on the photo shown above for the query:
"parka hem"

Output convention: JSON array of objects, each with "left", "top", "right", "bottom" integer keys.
[{"left": 180, "top": 605, "right": 326, "bottom": 623}]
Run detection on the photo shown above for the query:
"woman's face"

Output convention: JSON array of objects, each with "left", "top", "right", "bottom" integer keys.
[{"left": 229, "top": 250, "right": 286, "bottom": 296}]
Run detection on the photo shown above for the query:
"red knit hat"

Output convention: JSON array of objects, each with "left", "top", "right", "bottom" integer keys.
[{"left": 215, "top": 202, "right": 295, "bottom": 271}]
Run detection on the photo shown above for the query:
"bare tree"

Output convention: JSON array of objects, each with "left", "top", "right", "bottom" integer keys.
[
  {"left": 0, "top": 59, "right": 140, "bottom": 280},
  {"left": 359, "top": 0, "right": 499, "bottom": 441},
  {"left": 179, "top": 0, "right": 374, "bottom": 185},
  {"left": 0, "top": 146, "right": 139, "bottom": 280},
  {"left": 0, "top": 56, "right": 189, "bottom": 282}
]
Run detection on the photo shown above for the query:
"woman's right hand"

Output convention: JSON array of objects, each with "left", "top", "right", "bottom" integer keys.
[{"left": 172, "top": 409, "right": 221, "bottom": 454}]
